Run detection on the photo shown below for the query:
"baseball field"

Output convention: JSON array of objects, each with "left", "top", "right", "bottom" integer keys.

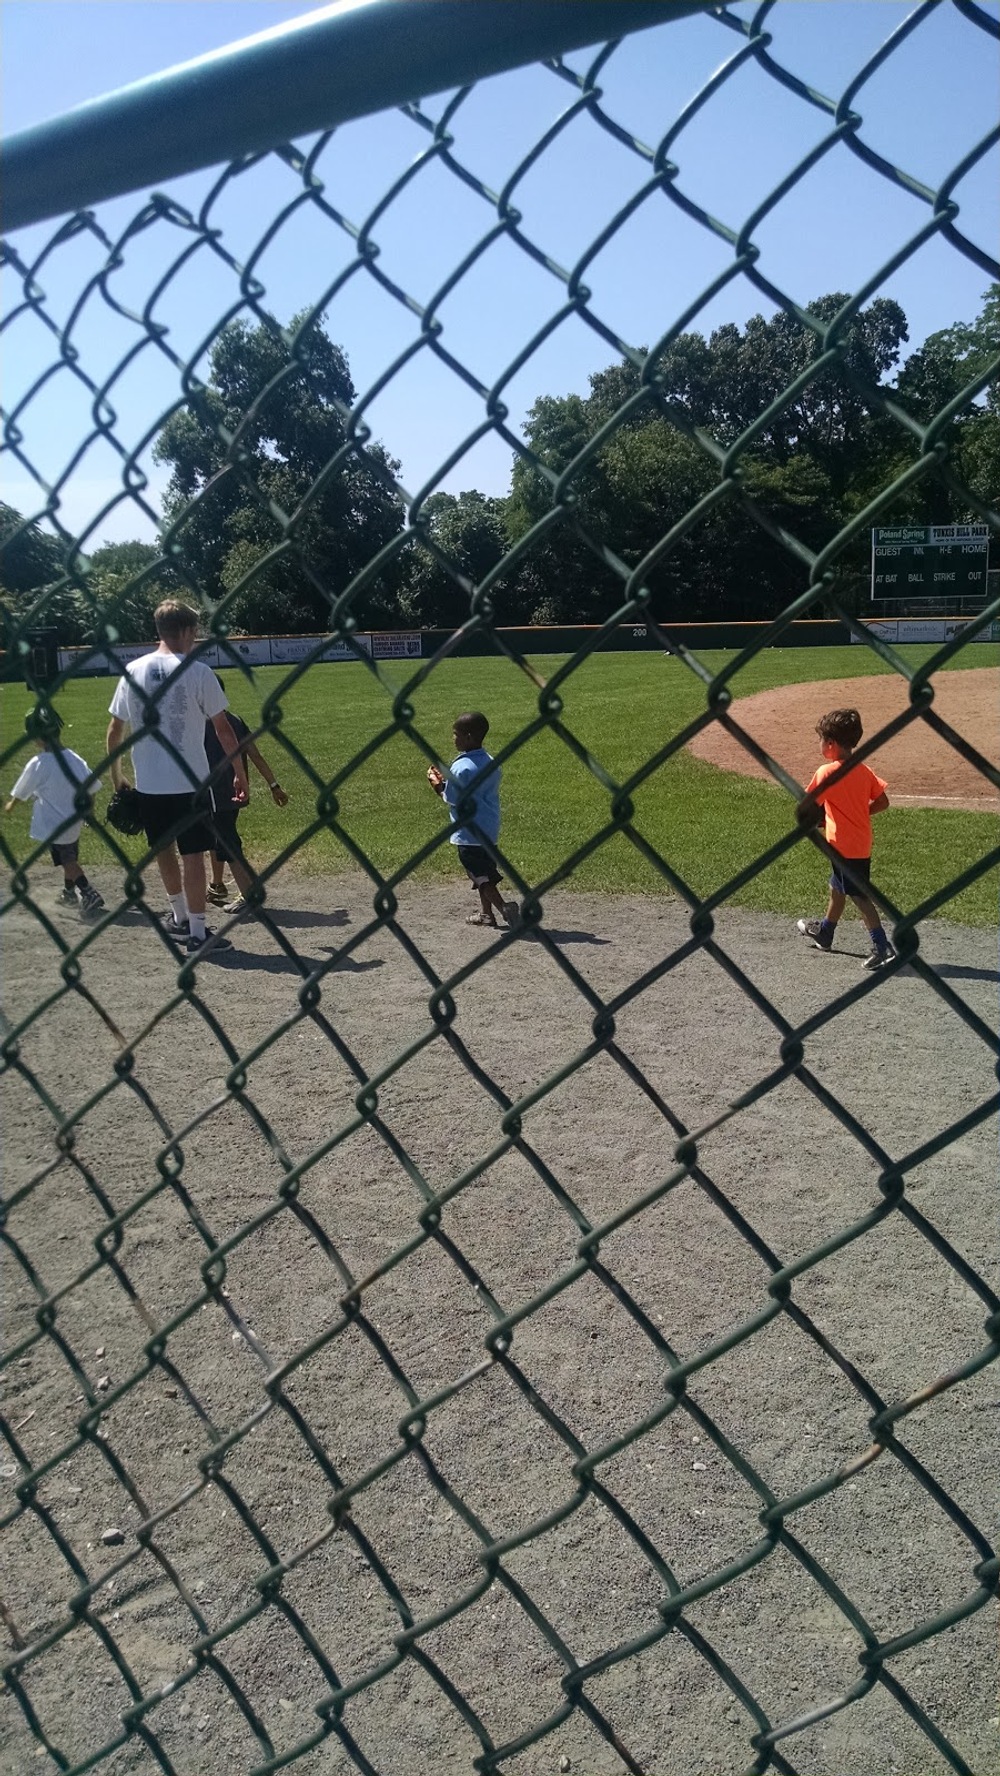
[
  {"left": 2, "top": 643, "right": 999, "bottom": 922},
  {"left": 1, "top": 641, "right": 998, "bottom": 1775}
]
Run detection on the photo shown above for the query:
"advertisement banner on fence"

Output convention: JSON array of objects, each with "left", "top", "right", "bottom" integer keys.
[
  {"left": 371, "top": 631, "right": 422, "bottom": 659},
  {"left": 852, "top": 621, "right": 898, "bottom": 643},
  {"left": 945, "top": 619, "right": 1000, "bottom": 643},
  {"left": 897, "top": 619, "right": 946, "bottom": 643},
  {"left": 269, "top": 633, "right": 373, "bottom": 664},
  {"left": 220, "top": 637, "right": 272, "bottom": 667},
  {"left": 57, "top": 642, "right": 151, "bottom": 675}
]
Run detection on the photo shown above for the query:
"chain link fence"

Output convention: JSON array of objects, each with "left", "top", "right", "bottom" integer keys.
[{"left": 2, "top": 2, "right": 999, "bottom": 1771}]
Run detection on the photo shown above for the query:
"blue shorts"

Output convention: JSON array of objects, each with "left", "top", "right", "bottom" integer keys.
[{"left": 830, "top": 851, "right": 871, "bottom": 897}]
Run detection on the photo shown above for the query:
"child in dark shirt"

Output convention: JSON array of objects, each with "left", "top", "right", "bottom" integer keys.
[{"left": 204, "top": 677, "right": 288, "bottom": 911}]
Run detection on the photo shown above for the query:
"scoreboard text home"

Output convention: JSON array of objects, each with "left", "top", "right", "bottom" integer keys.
[{"left": 871, "top": 524, "right": 990, "bottom": 601}]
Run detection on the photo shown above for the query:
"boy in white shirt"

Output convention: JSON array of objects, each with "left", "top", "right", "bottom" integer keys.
[
  {"left": 106, "top": 599, "right": 248, "bottom": 956},
  {"left": 5, "top": 710, "right": 105, "bottom": 915}
]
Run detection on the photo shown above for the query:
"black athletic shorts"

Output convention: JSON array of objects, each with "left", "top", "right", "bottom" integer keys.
[
  {"left": 211, "top": 808, "right": 247, "bottom": 867},
  {"left": 49, "top": 839, "right": 79, "bottom": 867},
  {"left": 139, "top": 790, "right": 216, "bottom": 857},
  {"left": 829, "top": 850, "right": 871, "bottom": 897},
  {"left": 457, "top": 844, "right": 502, "bottom": 889}
]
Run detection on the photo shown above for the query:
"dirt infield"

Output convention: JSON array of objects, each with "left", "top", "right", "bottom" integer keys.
[
  {"left": 1, "top": 879, "right": 998, "bottom": 1775},
  {"left": 687, "top": 667, "right": 999, "bottom": 810}
]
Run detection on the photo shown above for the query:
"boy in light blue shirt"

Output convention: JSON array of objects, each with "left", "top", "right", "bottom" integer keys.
[{"left": 427, "top": 711, "right": 518, "bottom": 929}]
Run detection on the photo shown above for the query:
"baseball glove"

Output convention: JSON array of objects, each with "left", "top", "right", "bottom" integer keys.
[{"left": 105, "top": 784, "right": 145, "bottom": 837}]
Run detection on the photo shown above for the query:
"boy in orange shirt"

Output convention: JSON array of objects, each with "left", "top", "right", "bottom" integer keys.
[{"left": 796, "top": 707, "right": 894, "bottom": 971}]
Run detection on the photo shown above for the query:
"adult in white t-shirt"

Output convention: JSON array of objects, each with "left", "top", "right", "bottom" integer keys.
[{"left": 107, "top": 600, "right": 249, "bottom": 954}]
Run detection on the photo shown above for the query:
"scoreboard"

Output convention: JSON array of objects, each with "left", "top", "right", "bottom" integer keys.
[{"left": 871, "top": 524, "right": 990, "bottom": 601}]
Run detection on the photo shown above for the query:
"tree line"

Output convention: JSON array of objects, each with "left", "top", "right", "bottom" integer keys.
[{"left": 2, "top": 285, "right": 996, "bottom": 645}]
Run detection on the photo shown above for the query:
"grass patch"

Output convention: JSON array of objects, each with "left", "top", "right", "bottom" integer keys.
[{"left": 2, "top": 645, "right": 997, "bottom": 926}]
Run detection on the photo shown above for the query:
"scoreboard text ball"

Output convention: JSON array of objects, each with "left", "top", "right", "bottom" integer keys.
[{"left": 871, "top": 524, "right": 989, "bottom": 600}]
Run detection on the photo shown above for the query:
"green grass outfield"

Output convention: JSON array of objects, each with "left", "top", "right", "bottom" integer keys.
[{"left": 2, "top": 645, "right": 997, "bottom": 927}]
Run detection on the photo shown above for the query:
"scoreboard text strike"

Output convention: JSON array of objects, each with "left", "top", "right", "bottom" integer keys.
[{"left": 871, "top": 524, "right": 989, "bottom": 600}]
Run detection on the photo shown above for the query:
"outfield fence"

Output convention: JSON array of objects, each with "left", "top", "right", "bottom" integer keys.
[
  {"left": 1, "top": 2, "right": 999, "bottom": 1772},
  {"left": 41, "top": 614, "right": 1000, "bottom": 678}
]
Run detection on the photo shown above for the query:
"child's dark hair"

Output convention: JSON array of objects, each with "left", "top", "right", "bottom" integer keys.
[
  {"left": 454, "top": 711, "right": 489, "bottom": 747},
  {"left": 816, "top": 708, "right": 862, "bottom": 750},
  {"left": 25, "top": 704, "right": 63, "bottom": 746}
]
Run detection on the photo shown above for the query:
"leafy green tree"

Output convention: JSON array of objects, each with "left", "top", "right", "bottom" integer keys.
[
  {"left": 894, "top": 283, "right": 1000, "bottom": 518},
  {"left": 154, "top": 313, "right": 406, "bottom": 633},
  {"left": 504, "top": 295, "right": 931, "bottom": 621},
  {"left": 83, "top": 540, "right": 180, "bottom": 644},
  {"left": 402, "top": 491, "right": 528, "bottom": 628},
  {"left": 0, "top": 503, "right": 63, "bottom": 593},
  {"left": 0, "top": 503, "right": 89, "bottom": 644}
]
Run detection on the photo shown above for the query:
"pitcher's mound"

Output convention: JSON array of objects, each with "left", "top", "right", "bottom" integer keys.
[{"left": 687, "top": 667, "right": 998, "bottom": 811}]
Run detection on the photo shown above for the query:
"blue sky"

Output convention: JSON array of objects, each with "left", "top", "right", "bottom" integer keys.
[{"left": 2, "top": 0, "right": 998, "bottom": 551}]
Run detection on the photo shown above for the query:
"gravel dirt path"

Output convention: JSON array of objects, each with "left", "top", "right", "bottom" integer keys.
[{"left": 1, "top": 876, "right": 997, "bottom": 1775}]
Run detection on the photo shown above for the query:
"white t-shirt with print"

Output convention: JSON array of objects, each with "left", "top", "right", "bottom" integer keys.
[
  {"left": 109, "top": 650, "right": 227, "bottom": 794},
  {"left": 10, "top": 748, "right": 101, "bottom": 843}
]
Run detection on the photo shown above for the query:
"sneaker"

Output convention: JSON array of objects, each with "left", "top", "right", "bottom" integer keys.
[
  {"left": 863, "top": 943, "right": 895, "bottom": 972},
  {"left": 77, "top": 885, "right": 105, "bottom": 916},
  {"left": 160, "top": 911, "right": 190, "bottom": 941},
  {"left": 796, "top": 917, "right": 832, "bottom": 951},
  {"left": 57, "top": 886, "right": 78, "bottom": 906},
  {"left": 207, "top": 883, "right": 230, "bottom": 907},
  {"left": 501, "top": 900, "right": 521, "bottom": 929},
  {"left": 184, "top": 928, "right": 233, "bottom": 956},
  {"left": 224, "top": 895, "right": 247, "bottom": 915}
]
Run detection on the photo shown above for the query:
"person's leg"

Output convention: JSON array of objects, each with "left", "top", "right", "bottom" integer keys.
[
  {"left": 212, "top": 812, "right": 253, "bottom": 904},
  {"left": 141, "top": 798, "right": 190, "bottom": 928},
  {"left": 182, "top": 851, "right": 207, "bottom": 918},
  {"left": 822, "top": 886, "right": 846, "bottom": 928},
  {"left": 798, "top": 876, "right": 844, "bottom": 950},
  {"left": 53, "top": 844, "right": 82, "bottom": 901},
  {"left": 483, "top": 881, "right": 507, "bottom": 920},
  {"left": 228, "top": 857, "right": 254, "bottom": 897},
  {"left": 475, "top": 882, "right": 498, "bottom": 924},
  {"left": 851, "top": 891, "right": 892, "bottom": 964},
  {"left": 179, "top": 801, "right": 234, "bottom": 951},
  {"left": 155, "top": 844, "right": 183, "bottom": 897}
]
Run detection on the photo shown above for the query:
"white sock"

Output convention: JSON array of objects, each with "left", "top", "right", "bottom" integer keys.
[
  {"left": 188, "top": 912, "right": 206, "bottom": 942},
  {"left": 169, "top": 892, "right": 188, "bottom": 924}
]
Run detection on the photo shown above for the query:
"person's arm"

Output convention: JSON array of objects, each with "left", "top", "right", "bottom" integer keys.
[
  {"left": 6, "top": 759, "right": 36, "bottom": 813},
  {"left": 106, "top": 715, "right": 130, "bottom": 791},
  {"left": 210, "top": 712, "right": 249, "bottom": 802},
  {"left": 870, "top": 791, "right": 889, "bottom": 814},
  {"left": 427, "top": 764, "right": 446, "bottom": 797},
  {"left": 796, "top": 771, "right": 826, "bottom": 830},
  {"left": 245, "top": 739, "right": 289, "bottom": 806}
]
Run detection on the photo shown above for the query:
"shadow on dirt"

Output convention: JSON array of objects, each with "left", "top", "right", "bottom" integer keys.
[
  {"left": 255, "top": 906, "right": 352, "bottom": 929},
  {"left": 522, "top": 927, "right": 610, "bottom": 946},
  {"left": 197, "top": 948, "right": 383, "bottom": 977},
  {"left": 930, "top": 961, "right": 999, "bottom": 983}
]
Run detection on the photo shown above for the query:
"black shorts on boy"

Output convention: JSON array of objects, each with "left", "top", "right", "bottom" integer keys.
[
  {"left": 457, "top": 844, "right": 502, "bottom": 889},
  {"left": 139, "top": 789, "right": 217, "bottom": 857},
  {"left": 211, "top": 808, "right": 248, "bottom": 870},
  {"left": 828, "top": 851, "right": 871, "bottom": 897},
  {"left": 49, "top": 839, "right": 80, "bottom": 868}
]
